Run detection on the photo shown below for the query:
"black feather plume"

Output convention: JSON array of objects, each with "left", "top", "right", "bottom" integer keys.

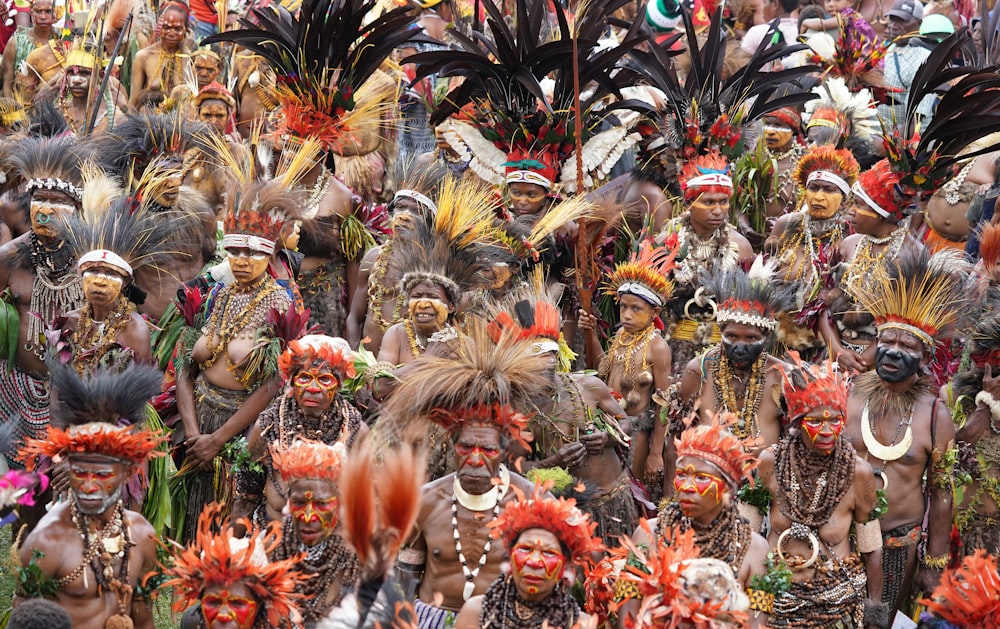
[{"left": 48, "top": 362, "right": 163, "bottom": 428}]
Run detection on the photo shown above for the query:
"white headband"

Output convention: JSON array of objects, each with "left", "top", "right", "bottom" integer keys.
[
  {"left": 807, "top": 170, "right": 851, "bottom": 196},
  {"left": 506, "top": 170, "right": 553, "bottom": 190},
  {"left": 685, "top": 173, "right": 733, "bottom": 189},
  {"left": 222, "top": 233, "right": 276, "bottom": 255},
  {"left": 617, "top": 282, "right": 662, "bottom": 307},
  {"left": 851, "top": 181, "right": 891, "bottom": 219},
  {"left": 78, "top": 249, "right": 132, "bottom": 276},
  {"left": 717, "top": 310, "right": 777, "bottom": 331},
  {"left": 394, "top": 189, "right": 438, "bottom": 216},
  {"left": 26, "top": 177, "right": 83, "bottom": 202}
]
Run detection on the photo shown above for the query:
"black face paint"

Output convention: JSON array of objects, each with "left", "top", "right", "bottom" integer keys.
[
  {"left": 875, "top": 346, "right": 922, "bottom": 383},
  {"left": 722, "top": 339, "right": 766, "bottom": 369}
]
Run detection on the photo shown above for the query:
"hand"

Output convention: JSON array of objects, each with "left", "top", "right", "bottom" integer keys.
[
  {"left": 577, "top": 309, "right": 599, "bottom": 332},
  {"left": 580, "top": 429, "right": 608, "bottom": 455},
  {"left": 915, "top": 565, "right": 943, "bottom": 596},
  {"left": 983, "top": 365, "right": 1000, "bottom": 399},
  {"left": 186, "top": 433, "right": 222, "bottom": 470},
  {"left": 51, "top": 459, "right": 70, "bottom": 498},
  {"left": 644, "top": 454, "right": 664, "bottom": 486},
  {"left": 836, "top": 345, "right": 868, "bottom": 373},
  {"left": 555, "top": 442, "right": 587, "bottom": 469}
]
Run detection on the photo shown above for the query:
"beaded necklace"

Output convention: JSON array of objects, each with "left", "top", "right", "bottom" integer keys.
[
  {"left": 304, "top": 169, "right": 334, "bottom": 218},
  {"left": 367, "top": 240, "right": 400, "bottom": 333},
  {"left": 842, "top": 225, "right": 907, "bottom": 301},
  {"left": 480, "top": 575, "right": 579, "bottom": 629},
  {"left": 530, "top": 373, "right": 588, "bottom": 449},
  {"left": 767, "top": 143, "right": 807, "bottom": 207},
  {"left": 71, "top": 297, "right": 136, "bottom": 374},
  {"left": 777, "top": 212, "right": 845, "bottom": 289},
  {"left": 713, "top": 348, "right": 767, "bottom": 440},
  {"left": 658, "top": 502, "right": 750, "bottom": 576},
  {"left": 27, "top": 233, "right": 84, "bottom": 359},
  {"left": 201, "top": 275, "right": 283, "bottom": 370},
  {"left": 404, "top": 319, "right": 425, "bottom": 357},
  {"left": 452, "top": 472, "right": 510, "bottom": 601},
  {"left": 60, "top": 501, "right": 130, "bottom": 591},
  {"left": 775, "top": 435, "right": 855, "bottom": 529},
  {"left": 155, "top": 48, "right": 185, "bottom": 93},
  {"left": 598, "top": 325, "right": 656, "bottom": 387},
  {"left": 274, "top": 517, "right": 360, "bottom": 622},
  {"left": 673, "top": 214, "right": 738, "bottom": 287}
]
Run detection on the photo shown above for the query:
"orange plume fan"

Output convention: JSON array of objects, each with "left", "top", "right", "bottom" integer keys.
[
  {"left": 340, "top": 441, "right": 376, "bottom": 566},
  {"left": 979, "top": 222, "right": 1000, "bottom": 281},
  {"left": 919, "top": 550, "right": 1000, "bottom": 627}
]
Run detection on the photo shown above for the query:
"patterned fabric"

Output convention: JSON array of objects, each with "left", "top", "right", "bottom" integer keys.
[
  {"left": 0, "top": 362, "right": 49, "bottom": 469},
  {"left": 414, "top": 599, "right": 458, "bottom": 629},
  {"left": 878, "top": 43, "right": 934, "bottom": 133}
]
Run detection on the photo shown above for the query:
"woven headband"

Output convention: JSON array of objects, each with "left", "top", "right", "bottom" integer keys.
[
  {"left": 78, "top": 250, "right": 133, "bottom": 276},
  {"left": 617, "top": 282, "right": 663, "bottom": 307},
  {"left": 222, "top": 233, "right": 276, "bottom": 255},
  {"left": 506, "top": 170, "right": 553, "bottom": 190},
  {"left": 877, "top": 322, "right": 934, "bottom": 347},
  {"left": 807, "top": 170, "right": 850, "bottom": 196},
  {"left": 685, "top": 173, "right": 733, "bottom": 189}
]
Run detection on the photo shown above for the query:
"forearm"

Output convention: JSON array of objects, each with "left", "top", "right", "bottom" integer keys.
[
  {"left": 647, "top": 409, "right": 667, "bottom": 460},
  {"left": 862, "top": 549, "right": 883, "bottom": 602},
  {"left": 924, "top": 488, "right": 953, "bottom": 557},
  {"left": 176, "top": 368, "right": 199, "bottom": 437},
  {"left": 817, "top": 314, "right": 841, "bottom": 353},
  {"left": 212, "top": 380, "right": 280, "bottom": 444},
  {"left": 584, "top": 329, "right": 604, "bottom": 371},
  {"left": 132, "top": 599, "right": 154, "bottom": 629}
]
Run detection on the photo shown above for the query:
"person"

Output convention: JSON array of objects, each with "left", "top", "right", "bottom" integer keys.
[
  {"left": 493, "top": 292, "right": 634, "bottom": 547},
  {"left": 14, "top": 364, "right": 165, "bottom": 629},
  {"left": 618, "top": 414, "right": 771, "bottom": 628},
  {"left": 917, "top": 550, "right": 1000, "bottom": 627},
  {"left": 845, "top": 249, "right": 962, "bottom": 617},
  {"left": 745, "top": 108, "right": 809, "bottom": 244},
  {"left": 581, "top": 237, "right": 674, "bottom": 496},
  {"left": 347, "top": 189, "right": 437, "bottom": 352},
  {"left": 174, "top": 179, "right": 297, "bottom": 542},
  {"left": 183, "top": 81, "right": 245, "bottom": 214},
  {"left": 742, "top": 0, "right": 800, "bottom": 54},
  {"left": 162, "top": 503, "right": 307, "bottom": 629},
  {"left": 389, "top": 321, "right": 550, "bottom": 626},
  {"left": 766, "top": 145, "right": 861, "bottom": 360},
  {"left": 49, "top": 45, "right": 119, "bottom": 136},
  {"left": 802, "top": 78, "right": 881, "bottom": 154},
  {"left": 878, "top": 7, "right": 946, "bottom": 136},
  {"left": 669, "top": 258, "right": 792, "bottom": 456},
  {"left": 454, "top": 487, "right": 602, "bottom": 628},
  {"left": 269, "top": 439, "right": 362, "bottom": 626},
  {"left": 800, "top": 0, "right": 879, "bottom": 42},
  {"left": 0, "top": 137, "right": 85, "bottom": 472},
  {"left": 129, "top": 2, "right": 192, "bottom": 108},
  {"left": 659, "top": 152, "right": 754, "bottom": 372},
  {"left": 236, "top": 335, "right": 367, "bottom": 526},
  {"left": 886, "top": 0, "right": 923, "bottom": 39},
  {"left": 191, "top": 48, "right": 223, "bottom": 91},
  {"left": 758, "top": 358, "right": 886, "bottom": 628},
  {"left": 1, "top": 0, "right": 58, "bottom": 99},
  {"left": 7, "top": 598, "right": 72, "bottom": 629}
]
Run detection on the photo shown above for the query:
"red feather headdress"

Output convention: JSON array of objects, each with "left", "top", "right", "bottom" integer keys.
[
  {"left": 278, "top": 334, "right": 357, "bottom": 382},
  {"left": 22, "top": 424, "right": 167, "bottom": 470},
  {"left": 780, "top": 354, "right": 849, "bottom": 424},
  {"left": 270, "top": 439, "right": 344, "bottom": 485},
  {"left": 490, "top": 484, "right": 603, "bottom": 562},
  {"left": 919, "top": 550, "right": 1000, "bottom": 627},
  {"left": 674, "top": 412, "right": 757, "bottom": 487},
  {"left": 605, "top": 235, "right": 679, "bottom": 307},
  {"left": 793, "top": 145, "right": 860, "bottom": 192},
  {"left": 678, "top": 151, "right": 732, "bottom": 201}
]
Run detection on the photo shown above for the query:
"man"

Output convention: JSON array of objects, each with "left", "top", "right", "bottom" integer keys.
[
  {"left": 845, "top": 248, "right": 961, "bottom": 617},
  {"left": 15, "top": 364, "right": 164, "bottom": 629},
  {"left": 620, "top": 414, "right": 771, "bottom": 628},
  {"left": 49, "top": 45, "right": 119, "bottom": 136},
  {"left": 1, "top": 0, "right": 57, "bottom": 99},
  {"left": 670, "top": 259, "right": 792, "bottom": 454},
  {"left": 129, "top": 2, "right": 192, "bottom": 108},
  {"left": 659, "top": 152, "right": 754, "bottom": 372},
  {"left": 389, "top": 321, "right": 549, "bottom": 627},
  {"left": 269, "top": 439, "right": 361, "bottom": 625},
  {"left": 0, "top": 137, "right": 85, "bottom": 473},
  {"left": 496, "top": 295, "right": 635, "bottom": 547},
  {"left": 183, "top": 82, "right": 245, "bottom": 214},
  {"left": 759, "top": 358, "right": 886, "bottom": 628},
  {"left": 192, "top": 48, "right": 222, "bottom": 91},
  {"left": 237, "top": 335, "right": 368, "bottom": 525}
]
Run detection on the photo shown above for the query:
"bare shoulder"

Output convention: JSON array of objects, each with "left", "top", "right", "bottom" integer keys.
[
  {"left": 840, "top": 233, "right": 861, "bottom": 259},
  {"left": 728, "top": 229, "right": 754, "bottom": 260},
  {"left": 359, "top": 245, "right": 382, "bottom": 270},
  {"left": 125, "top": 510, "right": 157, "bottom": 550}
]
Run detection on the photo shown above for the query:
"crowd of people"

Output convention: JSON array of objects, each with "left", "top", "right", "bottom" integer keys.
[{"left": 2, "top": 0, "right": 1000, "bottom": 626}]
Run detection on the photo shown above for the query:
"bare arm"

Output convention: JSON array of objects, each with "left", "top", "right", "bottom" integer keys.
[
  {"left": 176, "top": 364, "right": 199, "bottom": 439},
  {"left": 128, "top": 49, "right": 147, "bottom": 108},
  {"left": 131, "top": 521, "right": 158, "bottom": 629},
  {"left": 1, "top": 38, "right": 16, "bottom": 99},
  {"left": 346, "top": 247, "right": 378, "bottom": 348},
  {"left": 917, "top": 402, "right": 956, "bottom": 594},
  {"left": 645, "top": 337, "right": 672, "bottom": 479},
  {"left": 453, "top": 595, "right": 483, "bottom": 629},
  {"left": 853, "top": 459, "right": 884, "bottom": 624}
]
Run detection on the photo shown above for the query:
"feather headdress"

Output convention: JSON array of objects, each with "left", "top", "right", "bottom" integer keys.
[
  {"left": 406, "top": 0, "right": 650, "bottom": 193},
  {"left": 804, "top": 24, "right": 888, "bottom": 97},
  {"left": 391, "top": 177, "right": 499, "bottom": 306},
  {"left": 203, "top": 0, "right": 420, "bottom": 153},
  {"left": 21, "top": 363, "right": 166, "bottom": 467},
  {"left": 161, "top": 503, "right": 307, "bottom": 628},
  {"left": 7, "top": 136, "right": 84, "bottom": 202},
  {"left": 0, "top": 97, "right": 25, "bottom": 130},
  {"left": 802, "top": 77, "right": 880, "bottom": 147},
  {"left": 852, "top": 247, "right": 968, "bottom": 347},
  {"left": 678, "top": 151, "right": 732, "bottom": 200},
  {"left": 278, "top": 334, "right": 356, "bottom": 381},
  {"left": 780, "top": 354, "right": 849, "bottom": 423},
  {"left": 270, "top": 439, "right": 345, "bottom": 485},
  {"left": 792, "top": 145, "right": 860, "bottom": 195},
  {"left": 222, "top": 179, "right": 304, "bottom": 255},
  {"left": 378, "top": 319, "right": 548, "bottom": 444},
  {"left": 675, "top": 412, "right": 757, "bottom": 487},
  {"left": 628, "top": 9, "right": 817, "bottom": 162},
  {"left": 703, "top": 256, "right": 795, "bottom": 332},
  {"left": 604, "top": 234, "right": 679, "bottom": 307},
  {"left": 495, "top": 194, "right": 597, "bottom": 264},
  {"left": 490, "top": 484, "right": 603, "bottom": 562},
  {"left": 919, "top": 550, "right": 1000, "bottom": 626}
]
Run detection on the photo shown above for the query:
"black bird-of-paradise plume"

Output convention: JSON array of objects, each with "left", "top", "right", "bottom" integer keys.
[{"left": 628, "top": 7, "right": 819, "bottom": 161}]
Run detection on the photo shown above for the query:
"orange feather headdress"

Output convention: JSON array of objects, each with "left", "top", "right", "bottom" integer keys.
[
  {"left": 780, "top": 354, "right": 849, "bottom": 424},
  {"left": 270, "top": 439, "right": 345, "bottom": 485},
  {"left": 22, "top": 424, "right": 167, "bottom": 470},
  {"left": 604, "top": 235, "right": 679, "bottom": 307},
  {"left": 161, "top": 503, "right": 307, "bottom": 628},
  {"left": 222, "top": 179, "right": 303, "bottom": 255},
  {"left": 278, "top": 334, "right": 357, "bottom": 382},
  {"left": 490, "top": 484, "right": 603, "bottom": 563},
  {"left": 679, "top": 151, "right": 732, "bottom": 201},
  {"left": 919, "top": 550, "right": 1000, "bottom": 627},
  {"left": 793, "top": 145, "right": 860, "bottom": 194},
  {"left": 674, "top": 412, "right": 757, "bottom": 488}
]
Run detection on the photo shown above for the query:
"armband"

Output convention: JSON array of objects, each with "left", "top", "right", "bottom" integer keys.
[
  {"left": 923, "top": 553, "right": 949, "bottom": 570},
  {"left": 976, "top": 390, "right": 1000, "bottom": 421},
  {"left": 747, "top": 588, "right": 775, "bottom": 614},
  {"left": 397, "top": 548, "right": 426, "bottom": 566},
  {"left": 855, "top": 519, "right": 882, "bottom": 554}
]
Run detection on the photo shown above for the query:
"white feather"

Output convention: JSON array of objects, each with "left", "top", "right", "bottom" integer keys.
[
  {"left": 441, "top": 119, "right": 505, "bottom": 186},
  {"left": 748, "top": 255, "right": 778, "bottom": 283}
]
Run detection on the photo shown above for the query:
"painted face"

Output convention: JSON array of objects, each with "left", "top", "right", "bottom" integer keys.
[
  {"left": 201, "top": 583, "right": 258, "bottom": 629},
  {"left": 687, "top": 192, "right": 730, "bottom": 235},
  {"left": 674, "top": 457, "right": 728, "bottom": 520},
  {"left": 149, "top": 164, "right": 183, "bottom": 207},
  {"left": 511, "top": 528, "right": 565, "bottom": 602},
  {"left": 226, "top": 247, "right": 271, "bottom": 286},
  {"left": 721, "top": 323, "right": 767, "bottom": 369},
  {"left": 618, "top": 293, "right": 658, "bottom": 333},
  {"left": 68, "top": 457, "right": 130, "bottom": 516},
  {"left": 198, "top": 100, "right": 230, "bottom": 136},
  {"left": 159, "top": 9, "right": 187, "bottom": 48},
  {"left": 30, "top": 0, "right": 55, "bottom": 27},
  {"left": 847, "top": 197, "right": 889, "bottom": 235},
  {"left": 288, "top": 479, "right": 339, "bottom": 546},
  {"left": 875, "top": 328, "right": 926, "bottom": 383},
  {"left": 66, "top": 66, "right": 92, "bottom": 98},
  {"left": 80, "top": 264, "right": 126, "bottom": 308},
  {"left": 407, "top": 282, "right": 451, "bottom": 332},
  {"left": 804, "top": 179, "right": 844, "bottom": 219},
  {"left": 279, "top": 221, "right": 301, "bottom": 251},
  {"left": 454, "top": 424, "right": 504, "bottom": 495},
  {"left": 194, "top": 58, "right": 222, "bottom": 89},
  {"left": 30, "top": 190, "right": 76, "bottom": 241},
  {"left": 799, "top": 406, "right": 846, "bottom": 454},
  {"left": 292, "top": 367, "right": 339, "bottom": 418},
  {"left": 507, "top": 182, "right": 548, "bottom": 216},
  {"left": 762, "top": 121, "right": 794, "bottom": 151}
]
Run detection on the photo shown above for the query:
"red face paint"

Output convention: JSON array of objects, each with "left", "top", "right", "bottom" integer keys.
[
  {"left": 289, "top": 490, "right": 339, "bottom": 531},
  {"left": 511, "top": 539, "right": 565, "bottom": 595},
  {"left": 202, "top": 590, "right": 258, "bottom": 629},
  {"left": 674, "top": 464, "right": 725, "bottom": 504},
  {"left": 454, "top": 442, "right": 502, "bottom": 469},
  {"left": 801, "top": 415, "right": 845, "bottom": 452}
]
